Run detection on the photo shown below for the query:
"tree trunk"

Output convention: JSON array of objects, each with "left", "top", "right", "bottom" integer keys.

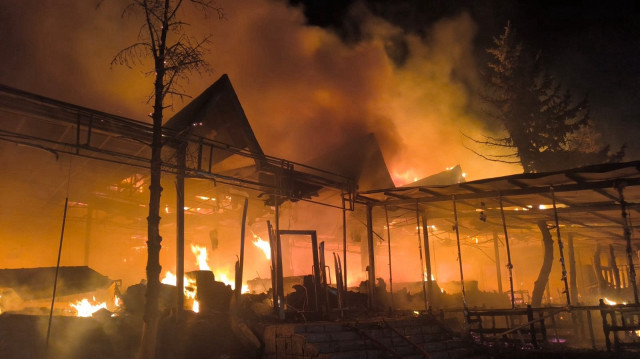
[
  {"left": 531, "top": 221, "right": 553, "bottom": 307},
  {"left": 138, "top": 57, "right": 166, "bottom": 359}
]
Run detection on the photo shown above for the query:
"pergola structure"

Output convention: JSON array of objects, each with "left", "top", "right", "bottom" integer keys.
[
  {"left": 2, "top": 77, "right": 640, "bottom": 318},
  {"left": 357, "top": 161, "right": 640, "bottom": 309}
]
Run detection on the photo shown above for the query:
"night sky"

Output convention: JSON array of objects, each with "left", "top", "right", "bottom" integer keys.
[{"left": 0, "top": 0, "right": 639, "bottom": 182}]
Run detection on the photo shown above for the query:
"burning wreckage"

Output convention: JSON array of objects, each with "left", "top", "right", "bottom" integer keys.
[{"left": 1, "top": 75, "right": 640, "bottom": 358}]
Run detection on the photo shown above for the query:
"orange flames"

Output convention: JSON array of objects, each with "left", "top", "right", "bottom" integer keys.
[
  {"left": 252, "top": 233, "right": 271, "bottom": 260},
  {"left": 160, "top": 244, "right": 250, "bottom": 312},
  {"left": 70, "top": 297, "right": 107, "bottom": 317},
  {"left": 191, "top": 244, "right": 211, "bottom": 271}
]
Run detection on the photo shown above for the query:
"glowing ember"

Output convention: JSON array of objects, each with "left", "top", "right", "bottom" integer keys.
[
  {"left": 192, "top": 300, "right": 200, "bottom": 313},
  {"left": 114, "top": 295, "right": 121, "bottom": 308},
  {"left": 191, "top": 244, "right": 211, "bottom": 271},
  {"left": 603, "top": 297, "right": 616, "bottom": 305},
  {"left": 71, "top": 298, "right": 107, "bottom": 317},
  {"left": 252, "top": 234, "right": 271, "bottom": 260},
  {"left": 602, "top": 297, "right": 627, "bottom": 305}
]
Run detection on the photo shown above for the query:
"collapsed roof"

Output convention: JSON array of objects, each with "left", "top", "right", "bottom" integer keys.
[{"left": 0, "top": 266, "right": 111, "bottom": 300}]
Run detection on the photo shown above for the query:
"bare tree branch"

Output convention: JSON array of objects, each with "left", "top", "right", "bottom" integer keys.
[{"left": 463, "top": 144, "right": 521, "bottom": 164}]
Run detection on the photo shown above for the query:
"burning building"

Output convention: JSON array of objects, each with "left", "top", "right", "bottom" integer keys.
[{"left": 1, "top": 75, "right": 640, "bottom": 358}]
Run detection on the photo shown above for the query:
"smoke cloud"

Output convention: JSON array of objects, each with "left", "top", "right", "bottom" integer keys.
[{"left": 0, "top": 0, "right": 520, "bottom": 184}]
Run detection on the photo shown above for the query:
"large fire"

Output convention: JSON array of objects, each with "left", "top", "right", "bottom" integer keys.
[{"left": 160, "top": 244, "right": 250, "bottom": 312}]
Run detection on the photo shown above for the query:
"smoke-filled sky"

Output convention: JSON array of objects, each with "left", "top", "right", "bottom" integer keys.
[{"left": 0, "top": 0, "right": 638, "bottom": 184}]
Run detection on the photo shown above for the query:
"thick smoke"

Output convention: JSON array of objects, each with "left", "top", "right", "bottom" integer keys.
[{"left": 0, "top": 0, "right": 520, "bottom": 184}]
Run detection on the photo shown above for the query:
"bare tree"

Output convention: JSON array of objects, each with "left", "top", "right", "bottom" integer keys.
[{"left": 109, "top": 1, "right": 222, "bottom": 358}]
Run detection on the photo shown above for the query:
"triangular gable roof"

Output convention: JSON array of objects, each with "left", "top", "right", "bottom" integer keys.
[
  {"left": 164, "top": 74, "right": 263, "bottom": 159},
  {"left": 306, "top": 133, "right": 394, "bottom": 191}
]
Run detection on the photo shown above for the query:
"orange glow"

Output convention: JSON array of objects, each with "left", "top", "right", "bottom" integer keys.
[
  {"left": 603, "top": 297, "right": 627, "bottom": 305},
  {"left": 71, "top": 297, "right": 107, "bottom": 317},
  {"left": 161, "top": 271, "right": 178, "bottom": 286},
  {"left": 215, "top": 272, "right": 249, "bottom": 294},
  {"left": 391, "top": 169, "right": 422, "bottom": 187},
  {"left": 252, "top": 234, "right": 271, "bottom": 260}
]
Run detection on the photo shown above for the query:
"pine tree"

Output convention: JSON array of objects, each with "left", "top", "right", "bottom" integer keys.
[{"left": 477, "top": 22, "right": 621, "bottom": 173}]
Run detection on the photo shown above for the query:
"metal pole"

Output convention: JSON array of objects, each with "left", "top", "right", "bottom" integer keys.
[
  {"left": 551, "top": 187, "right": 571, "bottom": 306},
  {"left": 342, "top": 196, "right": 348, "bottom": 301},
  {"left": 366, "top": 203, "right": 376, "bottom": 309},
  {"left": 176, "top": 144, "right": 186, "bottom": 320},
  {"left": 499, "top": 194, "right": 515, "bottom": 309},
  {"left": 275, "top": 192, "right": 285, "bottom": 320},
  {"left": 421, "top": 209, "right": 433, "bottom": 308},
  {"left": 493, "top": 232, "right": 503, "bottom": 294},
  {"left": 236, "top": 197, "right": 249, "bottom": 299},
  {"left": 46, "top": 197, "right": 69, "bottom": 348},
  {"left": 452, "top": 195, "right": 467, "bottom": 310},
  {"left": 415, "top": 201, "right": 428, "bottom": 310},
  {"left": 384, "top": 205, "right": 394, "bottom": 311},
  {"left": 568, "top": 233, "right": 578, "bottom": 304},
  {"left": 616, "top": 183, "right": 639, "bottom": 304}
]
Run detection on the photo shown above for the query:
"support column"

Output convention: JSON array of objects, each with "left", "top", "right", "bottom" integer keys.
[
  {"left": 366, "top": 203, "right": 376, "bottom": 309},
  {"left": 384, "top": 205, "right": 394, "bottom": 311},
  {"left": 568, "top": 233, "right": 578, "bottom": 304},
  {"left": 421, "top": 209, "right": 433, "bottom": 308},
  {"left": 499, "top": 194, "right": 515, "bottom": 309},
  {"left": 493, "top": 232, "right": 503, "bottom": 294},
  {"left": 616, "top": 183, "right": 639, "bottom": 304},
  {"left": 236, "top": 198, "right": 248, "bottom": 299},
  {"left": 176, "top": 143, "right": 186, "bottom": 319},
  {"left": 551, "top": 188, "right": 571, "bottom": 306},
  {"left": 275, "top": 193, "right": 285, "bottom": 320},
  {"left": 342, "top": 197, "right": 348, "bottom": 301},
  {"left": 416, "top": 202, "right": 428, "bottom": 310},
  {"left": 452, "top": 196, "right": 467, "bottom": 310}
]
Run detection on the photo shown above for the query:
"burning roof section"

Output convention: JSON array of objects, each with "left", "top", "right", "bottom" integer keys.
[
  {"left": 407, "top": 164, "right": 466, "bottom": 187},
  {"left": 306, "top": 133, "right": 394, "bottom": 192}
]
